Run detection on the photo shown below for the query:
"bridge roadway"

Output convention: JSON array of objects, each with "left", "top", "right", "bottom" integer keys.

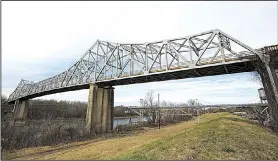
[{"left": 6, "top": 29, "right": 278, "bottom": 133}]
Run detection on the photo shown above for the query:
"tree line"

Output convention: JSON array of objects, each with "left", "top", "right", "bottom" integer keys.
[
  {"left": 139, "top": 90, "right": 202, "bottom": 123},
  {"left": 1, "top": 92, "right": 201, "bottom": 121},
  {"left": 1, "top": 90, "right": 202, "bottom": 122},
  {"left": 1, "top": 95, "right": 138, "bottom": 121}
]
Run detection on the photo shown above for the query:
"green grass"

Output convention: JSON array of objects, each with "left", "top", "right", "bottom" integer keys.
[
  {"left": 3, "top": 112, "right": 278, "bottom": 160},
  {"left": 115, "top": 113, "right": 278, "bottom": 160}
]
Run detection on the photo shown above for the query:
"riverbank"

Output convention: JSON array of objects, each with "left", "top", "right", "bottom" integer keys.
[
  {"left": 3, "top": 112, "right": 278, "bottom": 160},
  {"left": 114, "top": 116, "right": 139, "bottom": 119}
]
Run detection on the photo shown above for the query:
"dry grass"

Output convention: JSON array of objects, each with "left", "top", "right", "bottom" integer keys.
[
  {"left": 3, "top": 112, "right": 278, "bottom": 160},
  {"left": 117, "top": 113, "right": 278, "bottom": 160},
  {"left": 2, "top": 118, "right": 90, "bottom": 151}
]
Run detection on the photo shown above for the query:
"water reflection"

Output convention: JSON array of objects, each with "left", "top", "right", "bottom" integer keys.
[{"left": 113, "top": 117, "right": 149, "bottom": 129}]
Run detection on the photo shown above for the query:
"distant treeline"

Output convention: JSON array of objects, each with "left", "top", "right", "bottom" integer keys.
[
  {"left": 29, "top": 100, "right": 137, "bottom": 119},
  {"left": 1, "top": 96, "right": 137, "bottom": 121},
  {"left": 1, "top": 94, "right": 202, "bottom": 121},
  {"left": 28, "top": 99, "right": 87, "bottom": 119}
]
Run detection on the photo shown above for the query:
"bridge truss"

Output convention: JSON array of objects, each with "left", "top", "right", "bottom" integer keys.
[
  {"left": 128, "top": 103, "right": 268, "bottom": 110},
  {"left": 8, "top": 29, "right": 262, "bottom": 102},
  {"left": 127, "top": 103, "right": 268, "bottom": 119}
]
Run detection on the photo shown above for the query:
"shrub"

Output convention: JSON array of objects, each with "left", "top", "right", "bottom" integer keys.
[{"left": 2, "top": 118, "right": 89, "bottom": 150}]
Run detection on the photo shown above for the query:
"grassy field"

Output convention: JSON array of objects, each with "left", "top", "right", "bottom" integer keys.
[{"left": 3, "top": 112, "right": 278, "bottom": 160}]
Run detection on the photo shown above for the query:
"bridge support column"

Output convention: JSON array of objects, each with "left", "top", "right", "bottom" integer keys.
[
  {"left": 86, "top": 84, "right": 114, "bottom": 134},
  {"left": 257, "top": 54, "right": 278, "bottom": 131},
  {"left": 10, "top": 100, "right": 29, "bottom": 126}
]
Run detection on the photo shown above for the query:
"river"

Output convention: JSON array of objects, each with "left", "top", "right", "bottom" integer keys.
[{"left": 113, "top": 117, "right": 149, "bottom": 129}]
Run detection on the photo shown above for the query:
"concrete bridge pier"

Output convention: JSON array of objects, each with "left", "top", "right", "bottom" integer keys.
[
  {"left": 10, "top": 99, "right": 29, "bottom": 126},
  {"left": 257, "top": 54, "right": 278, "bottom": 131},
  {"left": 86, "top": 84, "right": 114, "bottom": 134}
]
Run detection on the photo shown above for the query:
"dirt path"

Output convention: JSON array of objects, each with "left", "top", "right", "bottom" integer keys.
[{"left": 4, "top": 139, "right": 101, "bottom": 160}]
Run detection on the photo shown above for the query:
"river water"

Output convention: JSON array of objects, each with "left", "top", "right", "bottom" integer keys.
[{"left": 113, "top": 117, "right": 149, "bottom": 129}]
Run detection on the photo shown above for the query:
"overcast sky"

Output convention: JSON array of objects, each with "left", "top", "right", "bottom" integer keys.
[{"left": 2, "top": 1, "right": 278, "bottom": 105}]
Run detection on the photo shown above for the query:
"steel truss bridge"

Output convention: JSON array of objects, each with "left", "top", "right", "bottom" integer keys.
[
  {"left": 127, "top": 103, "right": 268, "bottom": 118},
  {"left": 127, "top": 103, "right": 269, "bottom": 110},
  {"left": 7, "top": 29, "right": 278, "bottom": 103}
]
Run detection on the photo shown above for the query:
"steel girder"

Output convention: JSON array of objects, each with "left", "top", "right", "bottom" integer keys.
[{"left": 8, "top": 29, "right": 262, "bottom": 102}]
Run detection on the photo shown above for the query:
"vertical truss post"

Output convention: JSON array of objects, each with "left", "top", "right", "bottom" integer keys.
[
  {"left": 121, "top": 49, "right": 124, "bottom": 71},
  {"left": 95, "top": 41, "right": 99, "bottom": 81},
  {"left": 116, "top": 46, "right": 119, "bottom": 77},
  {"left": 130, "top": 46, "right": 134, "bottom": 75},
  {"left": 145, "top": 44, "right": 148, "bottom": 72},
  {"left": 105, "top": 42, "right": 108, "bottom": 79},
  {"left": 217, "top": 31, "right": 226, "bottom": 62},
  {"left": 112, "top": 48, "right": 114, "bottom": 78},
  {"left": 188, "top": 38, "right": 193, "bottom": 66},
  {"left": 165, "top": 42, "right": 169, "bottom": 71},
  {"left": 160, "top": 46, "right": 162, "bottom": 70},
  {"left": 177, "top": 52, "right": 180, "bottom": 67}
]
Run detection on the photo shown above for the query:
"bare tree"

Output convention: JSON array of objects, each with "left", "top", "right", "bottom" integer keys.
[
  {"left": 187, "top": 99, "right": 202, "bottom": 115},
  {"left": 160, "top": 100, "right": 167, "bottom": 107},
  {"left": 144, "top": 90, "right": 155, "bottom": 107},
  {"left": 143, "top": 90, "right": 157, "bottom": 123},
  {"left": 139, "top": 99, "right": 144, "bottom": 107},
  {"left": 1, "top": 95, "right": 13, "bottom": 122},
  {"left": 187, "top": 99, "right": 202, "bottom": 106},
  {"left": 250, "top": 71, "right": 263, "bottom": 86},
  {"left": 158, "top": 100, "right": 188, "bottom": 108}
]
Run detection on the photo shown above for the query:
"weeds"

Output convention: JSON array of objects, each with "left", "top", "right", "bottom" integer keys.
[{"left": 2, "top": 118, "right": 90, "bottom": 151}]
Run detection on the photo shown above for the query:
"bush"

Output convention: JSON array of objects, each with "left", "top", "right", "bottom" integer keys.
[
  {"left": 113, "top": 124, "right": 145, "bottom": 134},
  {"left": 2, "top": 118, "right": 89, "bottom": 150},
  {"left": 160, "top": 113, "right": 193, "bottom": 125}
]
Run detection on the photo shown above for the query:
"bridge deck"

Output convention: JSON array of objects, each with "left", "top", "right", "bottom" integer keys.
[{"left": 9, "top": 60, "right": 256, "bottom": 103}]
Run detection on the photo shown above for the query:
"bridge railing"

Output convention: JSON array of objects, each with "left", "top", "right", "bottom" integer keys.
[
  {"left": 258, "top": 45, "right": 278, "bottom": 54},
  {"left": 265, "top": 45, "right": 278, "bottom": 52}
]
